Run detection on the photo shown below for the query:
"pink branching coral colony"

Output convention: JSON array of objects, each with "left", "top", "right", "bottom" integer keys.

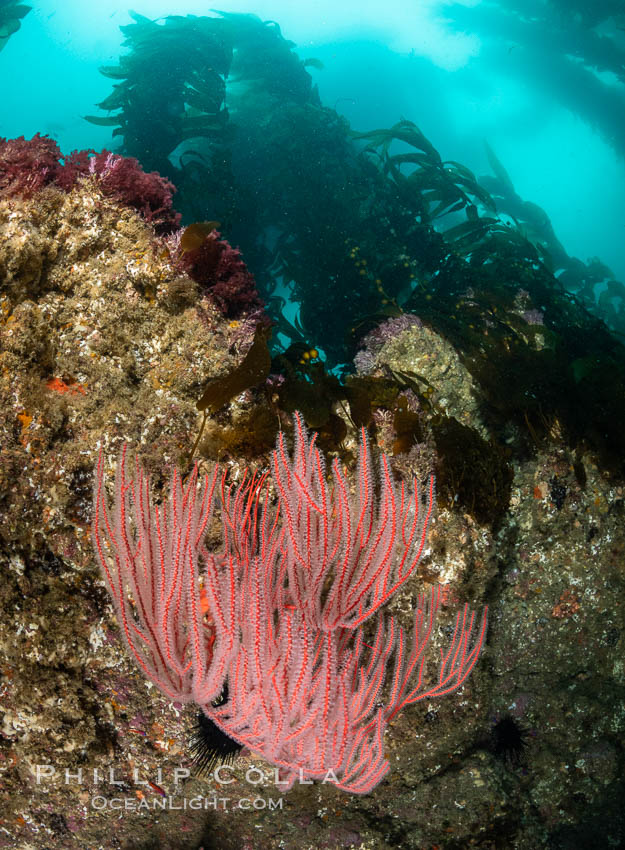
[{"left": 92, "top": 413, "right": 488, "bottom": 794}]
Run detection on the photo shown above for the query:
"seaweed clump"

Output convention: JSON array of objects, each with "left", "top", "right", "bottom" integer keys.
[
  {"left": 0, "top": 136, "right": 180, "bottom": 233},
  {"left": 174, "top": 223, "right": 263, "bottom": 317},
  {"left": 432, "top": 416, "right": 513, "bottom": 529}
]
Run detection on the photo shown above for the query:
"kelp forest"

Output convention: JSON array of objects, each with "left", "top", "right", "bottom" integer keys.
[{"left": 82, "top": 10, "right": 625, "bottom": 479}]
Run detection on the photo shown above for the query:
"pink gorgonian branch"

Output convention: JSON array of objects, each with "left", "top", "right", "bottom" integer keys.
[
  {"left": 272, "top": 412, "right": 436, "bottom": 630},
  {"left": 203, "top": 558, "right": 487, "bottom": 794},
  {"left": 92, "top": 445, "right": 238, "bottom": 704},
  {"left": 92, "top": 415, "right": 487, "bottom": 795},
  {"left": 204, "top": 467, "right": 486, "bottom": 794},
  {"left": 203, "top": 549, "right": 394, "bottom": 794},
  {"left": 383, "top": 584, "right": 488, "bottom": 721}
]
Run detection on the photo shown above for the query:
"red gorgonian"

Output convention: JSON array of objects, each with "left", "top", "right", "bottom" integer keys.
[{"left": 92, "top": 414, "right": 487, "bottom": 793}]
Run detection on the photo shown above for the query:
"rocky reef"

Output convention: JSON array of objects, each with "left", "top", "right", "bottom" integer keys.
[
  {"left": 0, "top": 145, "right": 272, "bottom": 848},
  {"left": 0, "top": 146, "right": 623, "bottom": 848}
]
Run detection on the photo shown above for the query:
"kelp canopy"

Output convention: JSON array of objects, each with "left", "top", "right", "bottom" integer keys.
[
  {"left": 0, "top": 0, "right": 31, "bottom": 53},
  {"left": 88, "top": 10, "right": 625, "bottom": 475},
  {"left": 442, "top": 0, "right": 625, "bottom": 160}
]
